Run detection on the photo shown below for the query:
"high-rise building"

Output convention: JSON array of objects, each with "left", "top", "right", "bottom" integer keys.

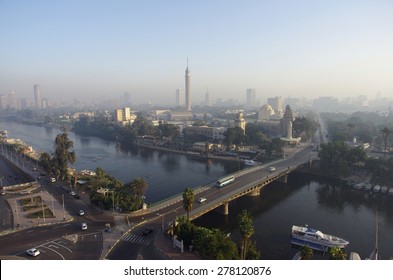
[
  {"left": 267, "top": 96, "right": 283, "bottom": 113},
  {"left": 205, "top": 89, "right": 211, "bottom": 106},
  {"left": 246, "top": 88, "right": 256, "bottom": 108},
  {"left": 34, "top": 84, "right": 42, "bottom": 109},
  {"left": 185, "top": 60, "right": 191, "bottom": 111},
  {"left": 175, "top": 88, "right": 184, "bottom": 107}
]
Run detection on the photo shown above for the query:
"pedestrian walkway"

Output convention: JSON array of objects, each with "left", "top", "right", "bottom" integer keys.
[{"left": 3, "top": 191, "right": 73, "bottom": 234}]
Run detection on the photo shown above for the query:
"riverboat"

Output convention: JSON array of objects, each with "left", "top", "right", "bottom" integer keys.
[
  {"left": 291, "top": 225, "right": 349, "bottom": 251},
  {"left": 244, "top": 159, "right": 257, "bottom": 166}
]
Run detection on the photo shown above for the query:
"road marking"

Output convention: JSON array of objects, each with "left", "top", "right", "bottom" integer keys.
[
  {"left": 41, "top": 245, "right": 65, "bottom": 260},
  {"left": 122, "top": 234, "right": 151, "bottom": 245}
]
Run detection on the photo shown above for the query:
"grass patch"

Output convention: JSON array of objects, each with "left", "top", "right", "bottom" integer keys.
[
  {"left": 27, "top": 208, "right": 54, "bottom": 218},
  {"left": 20, "top": 196, "right": 42, "bottom": 205}
]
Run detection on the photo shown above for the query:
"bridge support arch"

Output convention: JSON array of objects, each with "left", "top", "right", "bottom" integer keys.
[
  {"left": 214, "top": 202, "right": 229, "bottom": 215},
  {"left": 278, "top": 175, "right": 288, "bottom": 183},
  {"left": 247, "top": 189, "right": 260, "bottom": 197}
]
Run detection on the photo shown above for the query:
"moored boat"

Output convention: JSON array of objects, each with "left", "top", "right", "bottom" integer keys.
[
  {"left": 291, "top": 225, "right": 349, "bottom": 251},
  {"left": 380, "top": 186, "right": 388, "bottom": 194},
  {"left": 388, "top": 188, "right": 393, "bottom": 196},
  {"left": 373, "top": 185, "right": 381, "bottom": 193},
  {"left": 244, "top": 159, "right": 257, "bottom": 166}
]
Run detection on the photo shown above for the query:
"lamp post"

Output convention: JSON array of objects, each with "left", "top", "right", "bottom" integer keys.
[{"left": 62, "top": 194, "right": 65, "bottom": 221}]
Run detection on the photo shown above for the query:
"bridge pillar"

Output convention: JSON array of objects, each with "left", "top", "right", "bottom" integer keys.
[
  {"left": 278, "top": 175, "right": 288, "bottom": 183},
  {"left": 221, "top": 202, "right": 229, "bottom": 215},
  {"left": 247, "top": 189, "right": 260, "bottom": 197}
]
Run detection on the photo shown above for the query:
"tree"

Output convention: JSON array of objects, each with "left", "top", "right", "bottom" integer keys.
[
  {"left": 328, "top": 247, "right": 347, "bottom": 260},
  {"left": 182, "top": 188, "right": 195, "bottom": 220},
  {"left": 346, "top": 123, "right": 355, "bottom": 140},
  {"left": 381, "top": 127, "right": 392, "bottom": 157},
  {"left": 300, "top": 245, "right": 313, "bottom": 260},
  {"left": 224, "top": 126, "right": 247, "bottom": 148},
  {"left": 52, "top": 130, "right": 76, "bottom": 180},
  {"left": 238, "top": 209, "right": 255, "bottom": 260}
]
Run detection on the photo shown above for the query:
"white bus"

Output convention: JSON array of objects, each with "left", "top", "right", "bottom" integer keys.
[{"left": 216, "top": 175, "right": 235, "bottom": 187}]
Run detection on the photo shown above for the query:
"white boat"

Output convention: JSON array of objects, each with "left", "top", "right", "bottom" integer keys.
[
  {"left": 353, "top": 183, "right": 364, "bottom": 190},
  {"left": 244, "top": 159, "right": 257, "bottom": 166},
  {"left": 364, "top": 183, "right": 373, "bottom": 191},
  {"left": 380, "top": 186, "right": 388, "bottom": 194},
  {"left": 373, "top": 185, "right": 381, "bottom": 193},
  {"left": 291, "top": 225, "right": 349, "bottom": 251},
  {"left": 388, "top": 188, "right": 393, "bottom": 196}
]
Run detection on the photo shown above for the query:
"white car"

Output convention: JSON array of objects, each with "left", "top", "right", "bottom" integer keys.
[
  {"left": 69, "top": 191, "right": 76, "bottom": 196},
  {"left": 81, "top": 223, "right": 87, "bottom": 230},
  {"left": 26, "top": 248, "right": 40, "bottom": 257},
  {"left": 198, "top": 197, "right": 207, "bottom": 203},
  {"left": 79, "top": 210, "right": 85, "bottom": 216},
  {"left": 268, "top": 166, "right": 276, "bottom": 172},
  {"left": 50, "top": 177, "right": 56, "bottom": 183}
]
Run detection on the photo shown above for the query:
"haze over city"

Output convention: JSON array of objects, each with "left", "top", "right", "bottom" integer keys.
[{"left": 1, "top": 0, "right": 392, "bottom": 105}]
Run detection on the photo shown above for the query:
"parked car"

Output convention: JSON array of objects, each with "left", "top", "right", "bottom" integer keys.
[
  {"left": 79, "top": 210, "right": 85, "bottom": 216},
  {"left": 26, "top": 248, "right": 40, "bottom": 257},
  {"left": 50, "top": 177, "right": 56, "bottom": 183},
  {"left": 81, "top": 223, "right": 87, "bottom": 230},
  {"left": 69, "top": 191, "right": 76, "bottom": 196}
]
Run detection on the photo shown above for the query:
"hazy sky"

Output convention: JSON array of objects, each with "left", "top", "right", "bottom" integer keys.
[{"left": 1, "top": 0, "right": 392, "bottom": 105}]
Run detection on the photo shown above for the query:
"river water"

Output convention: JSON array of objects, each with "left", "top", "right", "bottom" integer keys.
[{"left": 1, "top": 121, "right": 393, "bottom": 259}]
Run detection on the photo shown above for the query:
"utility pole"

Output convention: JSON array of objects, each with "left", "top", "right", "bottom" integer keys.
[
  {"left": 15, "top": 200, "right": 19, "bottom": 227},
  {"left": 112, "top": 191, "right": 115, "bottom": 215},
  {"left": 62, "top": 194, "right": 65, "bottom": 221}
]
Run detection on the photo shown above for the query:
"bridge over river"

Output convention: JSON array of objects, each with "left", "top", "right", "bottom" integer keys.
[{"left": 145, "top": 146, "right": 318, "bottom": 220}]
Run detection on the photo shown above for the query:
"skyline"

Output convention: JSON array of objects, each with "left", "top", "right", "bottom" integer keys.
[{"left": 1, "top": 0, "right": 393, "bottom": 105}]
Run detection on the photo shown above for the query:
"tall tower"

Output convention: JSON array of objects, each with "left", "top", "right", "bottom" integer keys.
[
  {"left": 185, "top": 59, "right": 191, "bottom": 111},
  {"left": 205, "top": 88, "right": 211, "bottom": 106},
  {"left": 34, "top": 84, "right": 42, "bottom": 109}
]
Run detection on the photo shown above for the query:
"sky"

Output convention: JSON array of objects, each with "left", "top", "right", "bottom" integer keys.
[{"left": 1, "top": 0, "right": 393, "bottom": 106}]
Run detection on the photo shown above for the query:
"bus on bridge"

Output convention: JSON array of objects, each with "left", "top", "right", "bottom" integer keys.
[{"left": 216, "top": 175, "right": 235, "bottom": 187}]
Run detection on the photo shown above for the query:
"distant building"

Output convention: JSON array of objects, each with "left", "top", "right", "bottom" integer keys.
[
  {"left": 313, "top": 97, "right": 338, "bottom": 111},
  {"left": 114, "top": 107, "right": 136, "bottom": 124},
  {"left": 183, "top": 126, "right": 227, "bottom": 141},
  {"left": 34, "top": 84, "right": 42, "bottom": 109},
  {"left": 246, "top": 88, "right": 256, "bottom": 108},
  {"left": 258, "top": 104, "right": 275, "bottom": 121},
  {"left": 175, "top": 88, "right": 184, "bottom": 107},
  {"left": 204, "top": 89, "right": 211, "bottom": 107},
  {"left": 267, "top": 96, "right": 283, "bottom": 114},
  {"left": 168, "top": 111, "right": 193, "bottom": 121}
]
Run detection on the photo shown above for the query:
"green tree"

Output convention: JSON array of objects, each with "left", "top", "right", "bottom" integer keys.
[
  {"left": 381, "top": 127, "right": 392, "bottom": 157},
  {"left": 346, "top": 123, "right": 355, "bottom": 140},
  {"left": 328, "top": 247, "right": 347, "bottom": 260},
  {"left": 224, "top": 126, "right": 247, "bottom": 148},
  {"left": 182, "top": 188, "right": 195, "bottom": 220},
  {"left": 300, "top": 245, "right": 313, "bottom": 260},
  {"left": 238, "top": 209, "right": 255, "bottom": 260},
  {"left": 49, "top": 130, "right": 76, "bottom": 180}
]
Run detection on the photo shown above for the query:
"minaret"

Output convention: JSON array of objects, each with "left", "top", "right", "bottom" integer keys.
[{"left": 185, "top": 59, "right": 191, "bottom": 111}]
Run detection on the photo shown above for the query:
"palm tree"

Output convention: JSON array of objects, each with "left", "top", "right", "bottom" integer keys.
[
  {"left": 182, "top": 188, "right": 195, "bottom": 220},
  {"left": 238, "top": 209, "right": 254, "bottom": 260},
  {"left": 381, "top": 127, "right": 392, "bottom": 157},
  {"left": 346, "top": 123, "right": 355, "bottom": 140},
  {"left": 300, "top": 245, "right": 313, "bottom": 260},
  {"left": 328, "top": 247, "right": 348, "bottom": 260}
]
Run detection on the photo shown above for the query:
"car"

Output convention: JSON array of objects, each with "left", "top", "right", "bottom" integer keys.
[
  {"left": 1, "top": 191, "right": 5, "bottom": 195},
  {"left": 26, "top": 248, "right": 40, "bottom": 257},
  {"left": 50, "top": 177, "right": 56, "bottom": 183},
  {"left": 81, "top": 223, "right": 87, "bottom": 230},
  {"left": 79, "top": 210, "right": 85, "bottom": 216},
  {"left": 142, "top": 228, "right": 153, "bottom": 236},
  {"left": 36, "top": 176, "right": 41, "bottom": 180},
  {"left": 268, "top": 166, "right": 276, "bottom": 172},
  {"left": 198, "top": 197, "right": 207, "bottom": 203},
  {"left": 69, "top": 191, "right": 76, "bottom": 196}
]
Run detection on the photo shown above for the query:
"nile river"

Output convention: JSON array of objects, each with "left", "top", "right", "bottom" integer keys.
[{"left": 1, "top": 121, "right": 393, "bottom": 259}]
